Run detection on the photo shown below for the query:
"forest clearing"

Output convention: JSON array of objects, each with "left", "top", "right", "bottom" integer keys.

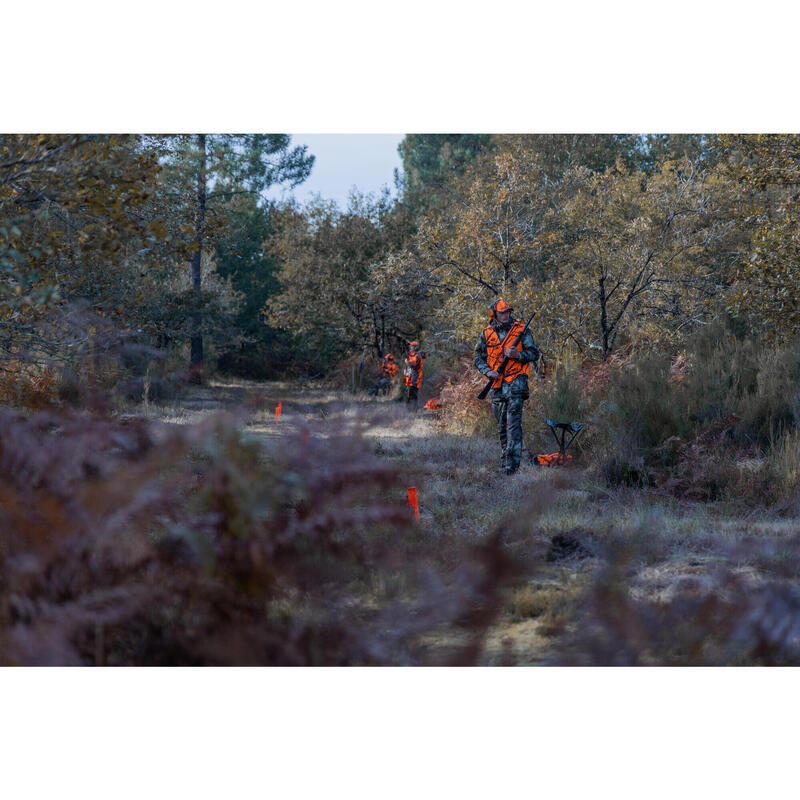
[
  {"left": 11, "top": 9, "right": 800, "bottom": 799},
  {"left": 5, "top": 371, "right": 800, "bottom": 666},
  {"left": 5, "top": 133, "right": 800, "bottom": 666}
]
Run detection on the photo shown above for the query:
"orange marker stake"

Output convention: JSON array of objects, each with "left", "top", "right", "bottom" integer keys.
[
  {"left": 302, "top": 428, "right": 310, "bottom": 454},
  {"left": 407, "top": 487, "right": 419, "bottom": 520},
  {"left": 275, "top": 401, "right": 282, "bottom": 424}
]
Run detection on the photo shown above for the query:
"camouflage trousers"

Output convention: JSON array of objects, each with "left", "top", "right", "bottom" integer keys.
[{"left": 492, "top": 396, "right": 525, "bottom": 470}]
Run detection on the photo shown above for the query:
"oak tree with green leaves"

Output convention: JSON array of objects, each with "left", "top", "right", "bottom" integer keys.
[
  {"left": 0, "top": 134, "right": 163, "bottom": 359},
  {"left": 380, "top": 139, "right": 740, "bottom": 360},
  {"left": 267, "top": 191, "right": 415, "bottom": 365},
  {"left": 550, "top": 157, "right": 738, "bottom": 356},
  {"left": 719, "top": 134, "right": 800, "bottom": 339}
]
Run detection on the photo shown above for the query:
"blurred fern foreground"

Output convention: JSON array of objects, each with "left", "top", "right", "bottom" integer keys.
[{"left": 6, "top": 133, "right": 800, "bottom": 665}]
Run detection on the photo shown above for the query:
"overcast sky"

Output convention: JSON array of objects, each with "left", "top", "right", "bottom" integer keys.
[{"left": 266, "top": 134, "right": 405, "bottom": 210}]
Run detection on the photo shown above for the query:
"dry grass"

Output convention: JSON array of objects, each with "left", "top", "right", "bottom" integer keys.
[
  {"left": 0, "top": 378, "right": 531, "bottom": 665},
  {"left": 9, "top": 374, "right": 800, "bottom": 665},
  {"left": 279, "top": 384, "right": 800, "bottom": 663}
]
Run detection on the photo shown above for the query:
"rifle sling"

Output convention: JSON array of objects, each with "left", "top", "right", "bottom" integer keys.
[{"left": 495, "top": 322, "right": 524, "bottom": 377}]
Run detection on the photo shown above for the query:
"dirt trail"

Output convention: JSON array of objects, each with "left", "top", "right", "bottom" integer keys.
[
  {"left": 131, "top": 378, "right": 569, "bottom": 662},
  {"left": 133, "top": 377, "right": 794, "bottom": 665}
]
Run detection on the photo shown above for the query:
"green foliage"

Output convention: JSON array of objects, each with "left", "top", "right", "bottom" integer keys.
[
  {"left": 382, "top": 138, "right": 740, "bottom": 362},
  {"left": 672, "top": 319, "right": 800, "bottom": 449},
  {"left": 9, "top": 132, "right": 800, "bottom": 404},
  {"left": 157, "top": 134, "right": 314, "bottom": 202},
  {"left": 554, "top": 157, "right": 738, "bottom": 355},
  {"left": 637, "top": 134, "right": 717, "bottom": 172},
  {"left": 211, "top": 194, "right": 295, "bottom": 376},
  {"left": 719, "top": 134, "right": 800, "bottom": 340},
  {"left": 149, "top": 134, "right": 314, "bottom": 368},
  {"left": 380, "top": 140, "right": 564, "bottom": 353},
  {"left": 539, "top": 357, "right": 583, "bottom": 424},
  {"left": 0, "top": 134, "right": 163, "bottom": 357},
  {"left": 0, "top": 133, "right": 319, "bottom": 380},
  {"left": 267, "top": 191, "right": 415, "bottom": 368},
  {"left": 597, "top": 321, "right": 800, "bottom": 493},
  {"left": 493, "top": 133, "right": 644, "bottom": 177},
  {"left": 398, "top": 134, "right": 492, "bottom": 214},
  {"left": 605, "top": 352, "right": 681, "bottom": 452}
]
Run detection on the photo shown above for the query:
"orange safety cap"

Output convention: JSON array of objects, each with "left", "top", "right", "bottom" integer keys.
[{"left": 490, "top": 299, "right": 513, "bottom": 319}]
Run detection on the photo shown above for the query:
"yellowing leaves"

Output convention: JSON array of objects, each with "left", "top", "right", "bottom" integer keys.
[{"left": 150, "top": 219, "right": 169, "bottom": 240}]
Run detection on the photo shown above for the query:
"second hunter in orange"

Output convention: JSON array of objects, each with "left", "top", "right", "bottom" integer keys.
[{"left": 403, "top": 340, "right": 424, "bottom": 411}]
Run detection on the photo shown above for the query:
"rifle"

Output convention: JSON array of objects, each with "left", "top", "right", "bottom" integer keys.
[{"left": 477, "top": 311, "right": 536, "bottom": 400}]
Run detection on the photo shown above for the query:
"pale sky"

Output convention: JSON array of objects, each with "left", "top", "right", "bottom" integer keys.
[{"left": 267, "top": 134, "right": 405, "bottom": 210}]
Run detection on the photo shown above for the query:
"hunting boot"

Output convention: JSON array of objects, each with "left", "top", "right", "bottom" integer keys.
[
  {"left": 500, "top": 446, "right": 510, "bottom": 473},
  {"left": 506, "top": 440, "right": 522, "bottom": 474}
]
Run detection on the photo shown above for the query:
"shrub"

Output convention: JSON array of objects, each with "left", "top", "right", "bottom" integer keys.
[
  {"left": 673, "top": 322, "right": 800, "bottom": 448},
  {"left": 554, "top": 531, "right": 800, "bottom": 665},
  {"left": 588, "top": 321, "right": 800, "bottom": 498},
  {"left": 329, "top": 353, "right": 378, "bottom": 393},
  {"left": 0, "top": 407, "right": 521, "bottom": 665},
  {"left": 607, "top": 353, "right": 681, "bottom": 450},
  {"left": 599, "top": 454, "right": 649, "bottom": 488},
  {"left": 0, "top": 360, "right": 58, "bottom": 409},
  {"left": 577, "top": 346, "right": 631, "bottom": 400},
  {"left": 117, "top": 374, "right": 182, "bottom": 404},
  {"left": 538, "top": 356, "right": 584, "bottom": 425},
  {"left": 437, "top": 358, "right": 496, "bottom": 437},
  {"left": 732, "top": 344, "right": 800, "bottom": 448}
]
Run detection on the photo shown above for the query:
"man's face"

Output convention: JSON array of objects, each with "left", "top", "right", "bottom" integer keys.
[{"left": 496, "top": 309, "right": 511, "bottom": 325}]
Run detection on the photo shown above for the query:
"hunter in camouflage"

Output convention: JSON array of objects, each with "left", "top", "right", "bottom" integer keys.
[{"left": 474, "top": 299, "right": 540, "bottom": 474}]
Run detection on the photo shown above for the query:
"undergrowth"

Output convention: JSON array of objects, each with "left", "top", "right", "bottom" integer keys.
[{"left": 0, "top": 406, "right": 521, "bottom": 665}]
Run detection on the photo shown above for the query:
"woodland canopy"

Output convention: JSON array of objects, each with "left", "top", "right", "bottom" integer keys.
[{"left": 2, "top": 133, "right": 799, "bottom": 386}]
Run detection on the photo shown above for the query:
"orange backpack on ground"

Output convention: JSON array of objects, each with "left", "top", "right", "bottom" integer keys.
[
  {"left": 534, "top": 452, "right": 573, "bottom": 466},
  {"left": 532, "top": 421, "right": 585, "bottom": 467}
]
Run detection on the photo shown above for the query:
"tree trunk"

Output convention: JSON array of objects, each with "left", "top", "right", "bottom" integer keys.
[
  {"left": 598, "top": 270, "right": 611, "bottom": 359},
  {"left": 190, "top": 133, "right": 206, "bottom": 382}
]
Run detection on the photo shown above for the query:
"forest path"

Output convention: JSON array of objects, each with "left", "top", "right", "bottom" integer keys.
[
  {"left": 132, "top": 377, "right": 794, "bottom": 664},
  {"left": 137, "top": 377, "right": 570, "bottom": 663}
]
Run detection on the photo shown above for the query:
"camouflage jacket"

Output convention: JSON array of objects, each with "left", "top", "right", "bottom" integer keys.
[{"left": 474, "top": 318, "right": 540, "bottom": 399}]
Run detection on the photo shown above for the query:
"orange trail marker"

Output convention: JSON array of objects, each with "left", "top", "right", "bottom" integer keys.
[
  {"left": 302, "top": 428, "right": 310, "bottom": 453},
  {"left": 407, "top": 487, "right": 419, "bottom": 520},
  {"left": 275, "top": 401, "right": 282, "bottom": 424}
]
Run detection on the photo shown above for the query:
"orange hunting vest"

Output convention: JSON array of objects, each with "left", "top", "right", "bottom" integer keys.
[
  {"left": 483, "top": 321, "right": 530, "bottom": 388},
  {"left": 382, "top": 356, "right": 398, "bottom": 377}
]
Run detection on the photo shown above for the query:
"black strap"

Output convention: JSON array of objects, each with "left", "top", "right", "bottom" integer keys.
[{"left": 495, "top": 322, "right": 521, "bottom": 354}]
